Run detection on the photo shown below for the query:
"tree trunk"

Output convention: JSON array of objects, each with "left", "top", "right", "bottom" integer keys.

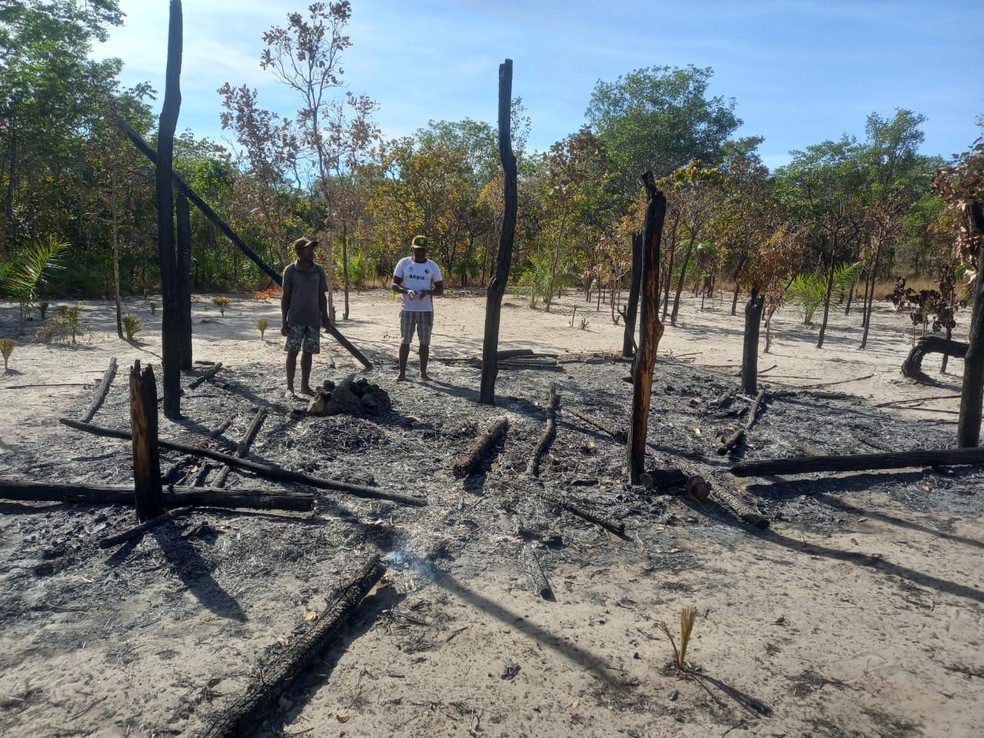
[
  {"left": 621, "top": 231, "right": 642, "bottom": 357},
  {"left": 480, "top": 59, "right": 517, "bottom": 405},
  {"left": 627, "top": 173, "right": 666, "bottom": 483},
  {"left": 176, "top": 191, "right": 193, "bottom": 370},
  {"left": 342, "top": 221, "right": 350, "bottom": 320},
  {"left": 741, "top": 289, "right": 765, "bottom": 395},
  {"left": 902, "top": 336, "right": 968, "bottom": 382},
  {"left": 669, "top": 238, "right": 694, "bottom": 327},
  {"left": 958, "top": 202, "right": 984, "bottom": 447},
  {"left": 156, "top": 0, "right": 183, "bottom": 419},
  {"left": 816, "top": 239, "right": 838, "bottom": 349}
]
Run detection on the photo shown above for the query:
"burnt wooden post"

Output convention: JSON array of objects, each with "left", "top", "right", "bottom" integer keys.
[
  {"left": 621, "top": 231, "right": 642, "bottom": 358},
  {"left": 155, "top": 0, "right": 183, "bottom": 419},
  {"left": 627, "top": 172, "right": 667, "bottom": 483},
  {"left": 741, "top": 288, "right": 765, "bottom": 395},
  {"left": 480, "top": 58, "right": 518, "bottom": 405},
  {"left": 958, "top": 201, "right": 984, "bottom": 447},
  {"left": 129, "top": 360, "right": 164, "bottom": 521},
  {"left": 176, "top": 191, "right": 193, "bottom": 370}
]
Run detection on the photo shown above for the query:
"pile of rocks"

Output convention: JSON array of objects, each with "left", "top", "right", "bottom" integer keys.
[{"left": 305, "top": 376, "right": 392, "bottom": 417}]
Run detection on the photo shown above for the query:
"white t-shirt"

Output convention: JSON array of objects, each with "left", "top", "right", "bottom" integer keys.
[{"left": 393, "top": 256, "right": 443, "bottom": 312}]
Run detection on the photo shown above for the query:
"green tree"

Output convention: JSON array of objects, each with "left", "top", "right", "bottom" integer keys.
[
  {"left": 585, "top": 65, "right": 741, "bottom": 201},
  {"left": 0, "top": 0, "right": 126, "bottom": 252},
  {"left": 776, "top": 137, "right": 868, "bottom": 347}
]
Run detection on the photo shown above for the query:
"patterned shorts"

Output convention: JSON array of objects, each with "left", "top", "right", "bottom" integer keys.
[
  {"left": 284, "top": 324, "right": 321, "bottom": 354},
  {"left": 399, "top": 311, "right": 434, "bottom": 345}
]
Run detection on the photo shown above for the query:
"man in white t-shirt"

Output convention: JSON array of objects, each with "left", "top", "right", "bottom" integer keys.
[{"left": 391, "top": 235, "right": 444, "bottom": 381}]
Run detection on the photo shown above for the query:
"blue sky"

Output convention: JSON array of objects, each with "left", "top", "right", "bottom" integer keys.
[{"left": 94, "top": 1, "right": 983, "bottom": 171}]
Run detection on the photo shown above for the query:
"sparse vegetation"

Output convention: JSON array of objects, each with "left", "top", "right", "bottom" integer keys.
[
  {"left": 122, "top": 315, "right": 142, "bottom": 341},
  {"left": 34, "top": 304, "right": 88, "bottom": 344},
  {"left": 659, "top": 606, "right": 699, "bottom": 672},
  {"left": 212, "top": 296, "right": 232, "bottom": 316},
  {"left": 0, "top": 339, "right": 15, "bottom": 371}
]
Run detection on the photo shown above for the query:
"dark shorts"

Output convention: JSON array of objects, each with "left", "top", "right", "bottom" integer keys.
[
  {"left": 399, "top": 311, "right": 434, "bottom": 345},
  {"left": 284, "top": 325, "right": 321, "bottom": 354}
]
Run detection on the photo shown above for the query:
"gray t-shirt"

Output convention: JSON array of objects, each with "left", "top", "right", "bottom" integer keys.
[{"left": 283, "top": 262, "right": 329, "bottom": 327}]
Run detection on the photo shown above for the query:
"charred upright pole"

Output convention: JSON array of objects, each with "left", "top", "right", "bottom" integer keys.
[
  {"left": 480, "top": 59, "right": 518, "bottom": 405},
  {"left": 741, "top": 287, "right": 765, "bottom": 395},
  {"left": 958, "top": 202, "right": 984, "bottom": 447},
  {"left": 130, "top": 360, "right": 164, "bottom": 521},
  {"left": 155, "top": 0, "right": 183, "bottom": 418},
  {"left": 627, "top": 173, "right": 666, "bottom": 483}
]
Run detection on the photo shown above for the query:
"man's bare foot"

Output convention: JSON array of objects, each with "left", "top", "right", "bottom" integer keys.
[
  {"left": 396, "top": 374, "right": 408, "bottom": 382},
  {"left": 419, "top": 372, "right": 430, "bottom": 381},
  {"left": 300, "top": 386, "right": 314, "bottom": 396}
]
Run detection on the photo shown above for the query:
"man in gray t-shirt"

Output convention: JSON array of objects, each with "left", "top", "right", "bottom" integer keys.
[{"left": 281, "top": 237, "right": 331, "bottom": 397}]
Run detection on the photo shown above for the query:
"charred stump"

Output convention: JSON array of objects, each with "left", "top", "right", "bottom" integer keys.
[{"left": 129, "top": 360, "right": 164, "bottom": 521}]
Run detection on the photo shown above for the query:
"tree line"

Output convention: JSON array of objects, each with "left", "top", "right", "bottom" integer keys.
[{"left": 2, "top": 1, "right": 982, "bottom": 336}]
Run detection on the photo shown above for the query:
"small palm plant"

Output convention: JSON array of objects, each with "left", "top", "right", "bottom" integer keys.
[
  {"left": 122, "top": 315, "right": 142, "bottom": 341},
  {"left": 256, "top": 318, "right": 269, "bottom": 340},
  {"left": 0, "top": 339, "right": 15, "bottom": 371},
  {"left": 659, "top": 606, "right": 699, "bottom": 672},
  {"left": 212, "top": 296, "right": 232, "bottom": 316}
]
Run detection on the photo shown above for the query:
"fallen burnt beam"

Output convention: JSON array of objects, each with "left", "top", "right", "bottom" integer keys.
[
  {"left": 213, "top": 407, "right": 267, "bottom": 488},
  {"left": 200, "top": 555, "right": 385, "bottom": 738},
  {"left": 0, "top": 478, "right": 314, "bottom": 511},
  {"left": 452, "top": 417, "right": 509, "bottom": 478},
  {"left": 561, "top": 407, "right": 627, "bottom": 443},
  {"left": 730, "top": 446, "right": 984, "bottom": 477},
  {"left": 527, "top": 384, "right": 559, "bottom": 477},
  {"left": 79, "top": 357, "right": 117, "bottom": 424},
  {"left": 717, "top": 388, "right": 767, "bottom": 456},
  {"left": 59, "top": 418, "right": 426, "bottom": 507},
  {"left": 99, "top": 509, "right": 192, "bottom": 549},
  {"left": 187, "top": 362, "right": 224, "bottom": 390},
  {"left": 520, "top": 544, "right": 554, "bottom": 601},
  {"left": 711, "top": 486, "right": 769, "bottom": 528},
  {"left": 555, "top": 498, "right": 625, "bottom": 536}
]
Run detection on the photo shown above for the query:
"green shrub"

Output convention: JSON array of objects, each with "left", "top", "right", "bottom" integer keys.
[
  {"left": 34, "top": 304, "right": 88, "bottom": 344},
  {"left": 122, "top": 315, "right": 142, "bottom": 341}
]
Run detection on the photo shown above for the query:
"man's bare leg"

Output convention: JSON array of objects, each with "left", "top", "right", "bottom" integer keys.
[
  {"left": 300, "top": 351, "right": 314, "bottom": 394},
  {"left": 285, "top": 351, "right": 298, "bottom": 396},
  {"left": 419, "top": 344, "right": 430, "bottom": 380},
  {"left": 397, "top": 343, "right": 410, "bottom": 381}
]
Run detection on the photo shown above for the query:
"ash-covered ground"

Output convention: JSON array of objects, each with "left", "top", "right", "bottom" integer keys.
[{"left": 1, "top": 348, "right": 982, "bottom": 737}]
